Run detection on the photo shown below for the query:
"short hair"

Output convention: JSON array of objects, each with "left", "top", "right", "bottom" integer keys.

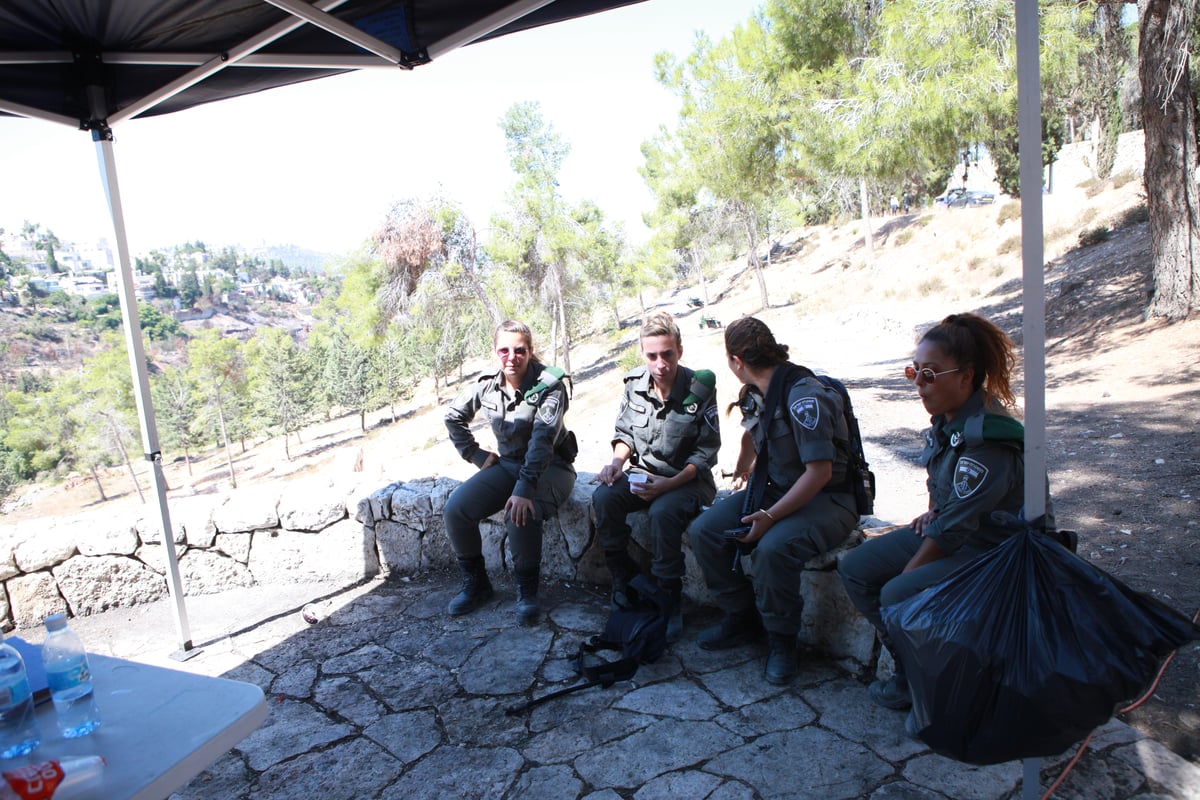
[
  {"left": 640, "top": 312, "right": 682, "bottom": 349},
  {"left": 493, "top": 320, "right": 539, "bottom": 362}
]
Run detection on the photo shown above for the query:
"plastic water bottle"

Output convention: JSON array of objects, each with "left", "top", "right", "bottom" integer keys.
[
  {"left": 40, "top": 614, "right": 101, "bottom": 738},
  {"left": 0, "top": 755, "right": 106, "bottom": 800},
  {"left": 0, "top": 638, "right": 40, "bottom": 759}
]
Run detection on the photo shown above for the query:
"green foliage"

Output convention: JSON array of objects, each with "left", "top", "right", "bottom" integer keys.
[
  {"left": 1078, "top": 226, "right": 1110, "bottom": 247},
  {"left": 246, "top": 328, "right": 313, "bottom": 454},
  {"left": 1115, "top": 203, "right": 1149, "bottom": 228},
  {"left": 617, "top": 345, "right": 642, "bottom": 374},
  {"left": 1111, "top": 170, "right": 1137, "bottom": 189},
  {"left": 178, "top": 269, "right": 202, "bottom": 308},
  {"left": 997, "top": 235, "right": 1021, "bottom": 255},
  {"left": 996, "top": 202, "right": 1022, "bottom": 225}
]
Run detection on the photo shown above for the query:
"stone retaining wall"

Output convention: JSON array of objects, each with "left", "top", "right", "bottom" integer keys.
[{"left": 0, "top": 473, "right": 883, "bottom": 672}]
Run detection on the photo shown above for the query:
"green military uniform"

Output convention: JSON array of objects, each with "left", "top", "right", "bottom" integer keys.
[
  {"left": 444, "top": 361, "right": 576, "bottom": 578},
  {"left": 691, "top": 370, "right": 857, "bottom": 638},
  {"left": 593, "top": 365, "right": 721, "bottom": 582},
  {"left": 839, "top": 390, "right": 1028, "bottom": 639}
]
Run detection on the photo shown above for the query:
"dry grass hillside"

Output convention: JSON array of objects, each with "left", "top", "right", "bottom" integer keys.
[{"left": 3, "top": 132, "right": 1198, "bottom": 760}]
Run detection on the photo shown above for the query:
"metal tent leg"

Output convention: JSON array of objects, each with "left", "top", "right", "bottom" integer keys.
[{"left": 92, "top": 126, "right": 197, "bottom": 659}]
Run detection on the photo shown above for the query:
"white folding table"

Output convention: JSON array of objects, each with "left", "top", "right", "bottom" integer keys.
[{"left": 17, "top": 653, "right": 267, "bottom": 800}]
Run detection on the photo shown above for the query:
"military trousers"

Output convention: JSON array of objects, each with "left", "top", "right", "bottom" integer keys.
[
  {"left": 592, "top": 471, "right": 715, "bottom": 581},
  {"left": 838, "top": 526, "right": 989, "bottom": 639},
  {"left": 691, "top": 487, "right": 856, "bottom": 637},
  {"left": 443, "top": 456, "right": 576, "bottom": 575}
]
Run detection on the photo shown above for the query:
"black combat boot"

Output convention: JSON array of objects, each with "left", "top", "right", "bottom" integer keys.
[
  {"left": 765, "top": 632, "right": 799, "bottom": 685},
  {"left": 605, "top": 549, "right": 640, "bottom": 610},
  {"left": 515, "top": 568, "right": 541, "bottom": 626},
  {"left": 660, "top": 577, "right": 684, "bottom": 643},
  {"left": 869, "top": 643, "right": 912, "bottom": 710},
  {"left": 447, "top": 556, "right": 493, "bottom": 616},
  {"left": 698, "top": 606, "right": 763, "bottom": 651}
]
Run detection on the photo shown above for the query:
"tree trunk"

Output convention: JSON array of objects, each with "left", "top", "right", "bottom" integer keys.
[
  {"left": 740, "top": 205, "right": 769, "bottom": 310},
  {"left": 89, "top": 465, "right": 107, "bottom": 503},
  {"left": 1140, "top": 0, "right": 1200, "bottom": 319},
  {"left": 691, "top": 246, "right": 710, "bottom": 306},
  {"left": 859, "top": 177, "right": 874, "bottom": 267},
  {"left": 111, "top": 425, "right": 145, "bottom": 504},
  {"left": 216, "top": 400, "right": 237, "bottom": 489},
  {"left": 283, "top": 432, "right": 291, "bottom": 462}
]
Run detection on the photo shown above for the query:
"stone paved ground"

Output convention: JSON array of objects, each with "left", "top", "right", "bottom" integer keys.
[{"left": 48, "top": 575, "right": 1200, "bottom": 800}]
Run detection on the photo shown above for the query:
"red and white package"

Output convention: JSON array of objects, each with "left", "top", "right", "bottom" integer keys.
[{"left": 0, "top": 756, "right": 105, "bottom": 800}]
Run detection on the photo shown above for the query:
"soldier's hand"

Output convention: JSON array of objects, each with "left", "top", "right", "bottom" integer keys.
[
  {"left": 481, "top": 452, "right": 499, "bottom": 470},
  {"left": 505, "top": 495, "right": 536, "bottom": 527},
  {"left": 598, "top": 464, "right": 621, "bottom": 485},
  {"left": 631, "top": 473, "right": 667, "bottom": 501}
]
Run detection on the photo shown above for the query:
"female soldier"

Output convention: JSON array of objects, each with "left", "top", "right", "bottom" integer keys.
[
  {"left": 443, "top": 320, "right": 577, "bottom": 626},
  {"left": 593, "top": 311, "right": 721, "bottom": 642},
  {"left": 689, "top": 317, "right": 858, "bottom": 685},
  {"left": 839, "top": 312, "right": 1026, "bottom": 712}
]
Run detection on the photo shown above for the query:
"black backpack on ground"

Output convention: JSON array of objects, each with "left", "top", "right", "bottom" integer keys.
[{"left": 505, "top": 575, "right": 670, "bottom": 715}]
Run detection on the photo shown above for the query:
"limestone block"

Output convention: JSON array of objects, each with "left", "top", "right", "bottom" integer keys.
[
  {"left": 14, "top": 523, "right": 77, "bottom": 572},
  {"left": 213, "top": 490, "right": 281, "bottom": 534},
  {"left": 419, "top": 525, "right": 455, "bottom": 572},
  {"left": 135, "top": 543, "right": 187, "bottom": 575},
  {"left": 799, "top": 569, "right": 876, "bottom": 668},
  {"left": 538, "top": 522, "right": 575, "bottom": 581},
  {"left": 279, "top": 478, "right": 349, "bottom": 532},
  {"left": 168, "top": 496, "right": 218, "bottom": 548},
  {"left": 0, "top": 588, "right": 9, "bottom": 631},
  {"left": 387, "top": 478, "right": 447, "bottom": 529},
  {"left": 6, "top": 572, "right": 67, "bottom": 629},
  {"left": 374, "top": 519, "right": 422, "bottom": 576},
  {"left": 179, "top": 549, "right": 256, "bottom": 595},
  {"left": 572, "top": 540, "right": 609, "bottom": 586},
  {"left": 365, "top": 481, "right": 403, "bottom": 525},
  {"left": 215, "top": 532, "right": 252, "bottom": 564},
  {"left": 52, "top": 555, "right": 166, "bottom": 617},
  {"left": 135, "top": 507, "right": 188, "bottom": 546},
  {"left": 248, "top": 519, "right": 378, "bottom": 585},
  {"left": 77, "top": 519, "right": 139, "bottom": 556},
  {"left": 555, "top": 478, "right": 596, "bottom": 560},
  {"left": 0, "top": 551, "right": 19, "bottom": 582}
]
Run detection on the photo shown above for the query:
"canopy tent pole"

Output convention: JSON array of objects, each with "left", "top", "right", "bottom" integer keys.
[
  {"left": 1015, "top": 0, "right": 1046, "bottom": 796},
  {"left": 89, "top": 97, "right": 197, "bottom": 660}
]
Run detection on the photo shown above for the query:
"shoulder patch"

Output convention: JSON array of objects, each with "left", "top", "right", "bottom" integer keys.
[
  {"left": 953, "top": 456, "right": 989, "bottom": 499},
  {"left": 704, "top": 405, "right": 719, "bottom": 432},
  {"left": 789, "top": 397, "right": 820, "bottom": 431},
  {"left": 538, "top": 394, "right": 562, "bottom": 425}
]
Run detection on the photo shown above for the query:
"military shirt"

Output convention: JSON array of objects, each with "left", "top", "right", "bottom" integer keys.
[
  {"left": 919, "top": 390, "right": 1025, "bottom": 555},
  {"left": 613, "top": 365, "right": 720, "bottom": 482},
  {"left": 445, "top": 361, "right": 571, "bottom": 500},
  {"left": 739, "top": 371, "right": 850, "bottom": 491}
]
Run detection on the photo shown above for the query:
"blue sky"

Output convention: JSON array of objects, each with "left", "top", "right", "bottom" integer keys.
[{"left": 0, "top": 1, "right": 762, "bottom": 257}]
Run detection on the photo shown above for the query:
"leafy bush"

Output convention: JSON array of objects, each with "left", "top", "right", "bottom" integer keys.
[
  {"left": 1115, "top": 204, "right": 1150, "bottom": 228},
  {"left": 617, "top": 344, "right": 642, "bottom": 374},
  {"left": 1078, "top": 226, "right": 1111, "bottom": 247},
  {"left": 918, "top": 277, "right": 946, "bottom": 296},
  {"left": 895, "top": 230, "right": 913, "bottom": 246},
  {"left": 997, "top": 235, "right": 1021, "bottom": 255},
  {"left": 997, "top": 202, "right": 1021, "bottom": 225},
  {"left": 1111, "top": 170, "right": 1138, "bottom": 189}
]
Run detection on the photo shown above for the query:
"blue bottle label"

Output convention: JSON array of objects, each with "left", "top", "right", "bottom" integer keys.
[
  {"left": 0, "top": 676, "right": 31, "bottom": 706},
  {"left": 46, "top": 662, "right": 90, "bottom": 693}
]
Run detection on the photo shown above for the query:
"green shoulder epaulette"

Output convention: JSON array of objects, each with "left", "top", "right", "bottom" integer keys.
[
  {"left": 524, "top": 365, "right": 571, "bottom": 406},
  {"left": 681, "top": 369, "right": 716, "bottom": 414},
  {"left": 950, "top": 411, "right": 1025, "bottom": 447}
]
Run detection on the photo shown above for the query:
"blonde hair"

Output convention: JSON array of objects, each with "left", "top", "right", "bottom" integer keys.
[{"left": 640, "top": 312, "right": 682, "bottom": 349}]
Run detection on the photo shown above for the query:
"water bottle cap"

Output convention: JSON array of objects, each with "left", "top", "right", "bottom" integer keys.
[{"left": 44, "top": 612, "right": 68, "bottom": 631}]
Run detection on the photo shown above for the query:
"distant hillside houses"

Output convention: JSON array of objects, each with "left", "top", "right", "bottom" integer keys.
[{"left": 4, "top": 229, "right": 322, "bottom": 306}]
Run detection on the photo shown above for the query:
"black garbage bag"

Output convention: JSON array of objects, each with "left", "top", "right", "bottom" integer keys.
[{"left": 882, "top": 517, "right": 1200, "bottom": 766}]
